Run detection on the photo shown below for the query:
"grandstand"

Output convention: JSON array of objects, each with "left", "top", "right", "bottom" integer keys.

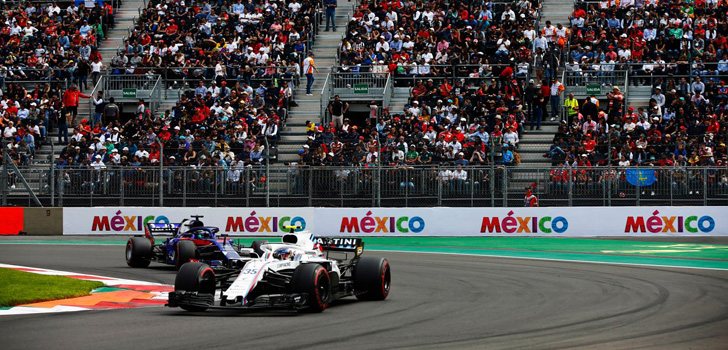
[{"left": 0, "top": 0, "right": 725, "bottom": 208}]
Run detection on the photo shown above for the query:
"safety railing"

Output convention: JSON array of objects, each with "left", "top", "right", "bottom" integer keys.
[
  {"left": 382, "top": 73, "right": 392, "bottom": 112},
  {"left": 320, "top": 72, "right": 332, "bottom": 126},
  {"left": 3, "top": 165, "right": 726, "bottom": 208}
]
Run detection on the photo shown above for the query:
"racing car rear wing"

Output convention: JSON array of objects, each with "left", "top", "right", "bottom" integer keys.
[
  {"left": 144, "top": 222, "right": 182, "bottom": 237},
  {"left": 314, "top": 237, "right": 364, "bottom": 256}
]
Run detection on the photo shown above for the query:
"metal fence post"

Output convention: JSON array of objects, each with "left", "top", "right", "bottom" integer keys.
[
  {"left": 58, "top": 171, "right": 64, "bottom": 207},
  {"left": 308, "top": 167, "right": 313, "bottom": 207},
  {"left": 607, "top": 166, "right": 612, "bottom": 206},
  {"left": 437, "top": 168, "right": 442, "bottom": 206},
  {"left": 120, "top": 169, "right": 124, "bottom": 206},
  {"left": 489, "top": 166, "right": 495, "bottom": 207},
  {"left": 405, "top": 168, "right": 409, "bottom": 208},
  {"left": 245, "top": 167, "right": 250, "bottom": 207},
  {"left": 703, "top": 168, "right": 708, "bottom": 206},
  {"left": 670, "top": 170, "right": 673, "bottom": 206},
  {"left": 567, "top": 168, "right": 573, "bottom": 207},
  {"left": 159, "top": 142, "right": 164, "bottom": 206},
  {"left": 1, "top": 147, "right": 7, "bottom": 206},
  {"left": 470, "top": 170, "right": 475, "bottom": 207},
  {"left": 502, "top": 168, "right": 508, "bottom": 207},
  {"left": 636, "top": 182, "right": 640, "bottom": 207},
  {"left": 50, "top": 168, "right": 55, "bottom": 207},
  {"left": 183, "top": 168, "right": 187, "bottom": 207}
]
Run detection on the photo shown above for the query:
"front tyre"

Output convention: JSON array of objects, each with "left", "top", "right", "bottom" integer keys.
[
  {"left": 292, "top": 263, "right": 331, "bottom": 312},
  {"left": 354, "top": 257, "right": 391, "bottom": 301},
  {"left": 174, "top": 262, "right": 215, "bottom": 312},
  {"left": 125, "top": 237, "right": 151, "bottom": 268}
]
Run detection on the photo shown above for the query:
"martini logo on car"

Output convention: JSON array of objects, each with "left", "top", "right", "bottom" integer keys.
[
  {"left": 625, "top": 210, "right": 715, "bottom": 233},
  {"left": 225, "top": 211, "right": 306, "bottom": 233},
  {"left": 339, "top": 211, "right": 425, "bottom": 234},
  {"left": 91, "top": 210, "right": 170, "bottom": 232},
  {"left": 480, "top": 210, "right": 568, "bottom": 234}
]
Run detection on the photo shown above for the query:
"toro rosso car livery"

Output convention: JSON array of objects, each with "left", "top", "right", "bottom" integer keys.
[
  {"left": 125, "top": 216, "right": 252, "bottom": 270},
  {"left": 167, "top": 230, "right": 391, "bottom": 313}
]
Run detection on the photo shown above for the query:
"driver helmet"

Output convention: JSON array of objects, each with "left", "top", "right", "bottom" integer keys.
[
  {"left": 188, "top": 220, "right": 204, "bottom": 228},
  {"left": 272, "top": 247, "right": 294, "bottom": 261}
]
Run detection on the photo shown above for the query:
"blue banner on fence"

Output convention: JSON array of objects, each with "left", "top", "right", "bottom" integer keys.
[{"left": 626, "top": 169, "right": 656, "bottom": 187}]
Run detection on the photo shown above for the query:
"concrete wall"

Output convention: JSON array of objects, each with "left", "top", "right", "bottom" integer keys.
[{"left": 23, "top": 208, "right": 63, "bottom": 236}]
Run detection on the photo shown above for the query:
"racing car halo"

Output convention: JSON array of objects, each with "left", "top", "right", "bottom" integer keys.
[{"left": 167, "top": 228, "right": 391, "bottom": 313}]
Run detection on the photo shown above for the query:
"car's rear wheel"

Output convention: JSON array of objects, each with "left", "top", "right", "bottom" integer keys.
[
  {"left": 354, "top": 256, "right": 391, "bottom": 301},
  {"left": 175, "top": 240, "right": 196, "bottom": 269},
  {"left": 250, "top": 240, "right": 268, "bottom": 257},
  {"left": 175, "top": 262, "right": 215, "bottom": 312},
  {"left": 125, "top": 237, "right": 151, "bottom": 268},
  {"left": 292, "top": 263, "right": 331, "bottom": 312}
]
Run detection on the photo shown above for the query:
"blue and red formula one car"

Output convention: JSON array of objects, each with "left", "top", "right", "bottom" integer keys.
[{"left": 125, "top": 216, "right": 262, "bottom": 270}]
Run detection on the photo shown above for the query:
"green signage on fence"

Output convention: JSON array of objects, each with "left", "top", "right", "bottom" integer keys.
[
  {"left": 586, "top": 84, "right": 601, "bottom": 95},
  {"left": 353, "top": 84, "right": 369, "bottom": 94},
  {"left": 122, "top": 88, "right": 137, "bottom": 98}
]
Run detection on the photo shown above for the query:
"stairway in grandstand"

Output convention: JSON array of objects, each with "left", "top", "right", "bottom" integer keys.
[
  {"left": 76, "top": 0, "right": 145, "bottom": 122},
  {"left": 10, "top": 0, "right": 145, "bottom": 197},
  {"left": 510, "top": 0, "right": 574, "bottom": 195},
  {"left": 276, "top": 8, "right": 355, "bottom": 163},
  {"left": 517, "top": 0, "right": 573, "bottom": 169}
]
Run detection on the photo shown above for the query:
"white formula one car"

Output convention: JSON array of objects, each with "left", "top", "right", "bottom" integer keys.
[{"left": 167, "top": 229, "right": 391, "bottom": 313}]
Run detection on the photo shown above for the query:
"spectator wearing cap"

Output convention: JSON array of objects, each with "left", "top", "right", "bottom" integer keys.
[
  {"left": 549, "top": 78, "right": 565, "bottom": 121},
  {"left": 303, "top": 53, "right": 317, "bottom": 95}
]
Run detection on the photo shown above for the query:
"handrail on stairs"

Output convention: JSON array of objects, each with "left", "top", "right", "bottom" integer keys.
[
  {"left": 88, "top": 74, "right": 105, "bottom": 125},
  {"left": 382, "top": 73, "right": 392, "bottom": 112},
  {"left": 148, "top": 75, "right": 162, "bottom": 115},
  {"left": 320, "top": 71, "right": 332, "bottom": 125}
]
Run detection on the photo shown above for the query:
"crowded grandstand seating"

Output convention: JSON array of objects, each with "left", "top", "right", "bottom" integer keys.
[
  {"left": 0, "top": 0, "right": 116, "bottom": 167},
  {"left": 566, "top": 0, "right": 727, "bottom": 82},
  {"left": 48, "top": 0, "right": 326, "bottom": 185},
  {"left": 294, "top": 0, "right": 545, "bottom": 167},
  {"left": 552, "top": 0, "right": 728, "bottom": 177},
  {"left": 338, "top": 0, "right": 543, "bottom": 78},
  {"left": 110, "top": 0, "right": 319, "bottom": 86}
]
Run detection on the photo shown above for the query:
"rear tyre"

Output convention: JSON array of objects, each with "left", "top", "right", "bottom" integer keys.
[
  {"left": 354, "top": 257, "right": 391, "bottom": 301},
  {"left": 175, "top": 262, "right": 215, "bottom": 312},
  {"left": 250, "top": 240, "right": 268, "bottom": 257},
  {"left": 291, "top": 263, "right": 331, "bottom": 312},
  {"left": 175, "top": 240, "right": 197, "bottom": 269},
  {"left": 125, "top": 237, "right": 151, "bottom": 268}
]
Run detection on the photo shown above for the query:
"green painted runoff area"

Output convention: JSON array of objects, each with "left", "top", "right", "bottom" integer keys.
[
  {"left": 2, "top": 237, "right": 728, "bottom": 270},
  {"left": 0, "top": 268, "right": 104, "bottom": 306}
]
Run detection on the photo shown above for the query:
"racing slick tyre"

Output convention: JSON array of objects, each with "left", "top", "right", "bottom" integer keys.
[
  {"left": 353, "top": 256, "right": 391, "bottom": 301},
  {"left": 291, "top": 263, "right": 331, "bottom": 313},
  {"left": 175, "top": 240, "right": 197, "bottom": 269},
  {"left": 250, "top": 240, "right": 268, "bottom": 257},
  {"left": 175, "top": 262, "right": 215, "bottom": 312},
  {"left": 125, "top": 237, "right": 152, "bottom": 268}
]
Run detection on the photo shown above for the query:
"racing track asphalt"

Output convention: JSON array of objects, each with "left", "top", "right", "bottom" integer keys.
[{"left": 1, "top": 244, "right": 728, "bottom": 350}]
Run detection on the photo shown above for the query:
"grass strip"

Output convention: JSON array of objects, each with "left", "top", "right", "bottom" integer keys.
[{"left": 0, "top": 268, "right": 104, "bottom": 306}]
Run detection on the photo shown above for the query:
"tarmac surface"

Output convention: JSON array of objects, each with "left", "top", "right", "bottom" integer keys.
[{"left": 1, "top": 244, "right": 728, "bottom": 349}]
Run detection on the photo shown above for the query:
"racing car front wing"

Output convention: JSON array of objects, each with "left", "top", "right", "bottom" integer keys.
[{"left": 167, "top": 291, "right": 310, "bottom": 311}]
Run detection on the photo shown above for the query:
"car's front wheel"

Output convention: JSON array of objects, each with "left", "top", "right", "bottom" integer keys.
[
  {"left": 292, "top": 263, "right": 331, "bottom": 312},
  {"left": 125, "top": 237, "right": 151, "bottom": 268},
  {"left": 175, "top": 262, "right": 215, "bottom": 312}
]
